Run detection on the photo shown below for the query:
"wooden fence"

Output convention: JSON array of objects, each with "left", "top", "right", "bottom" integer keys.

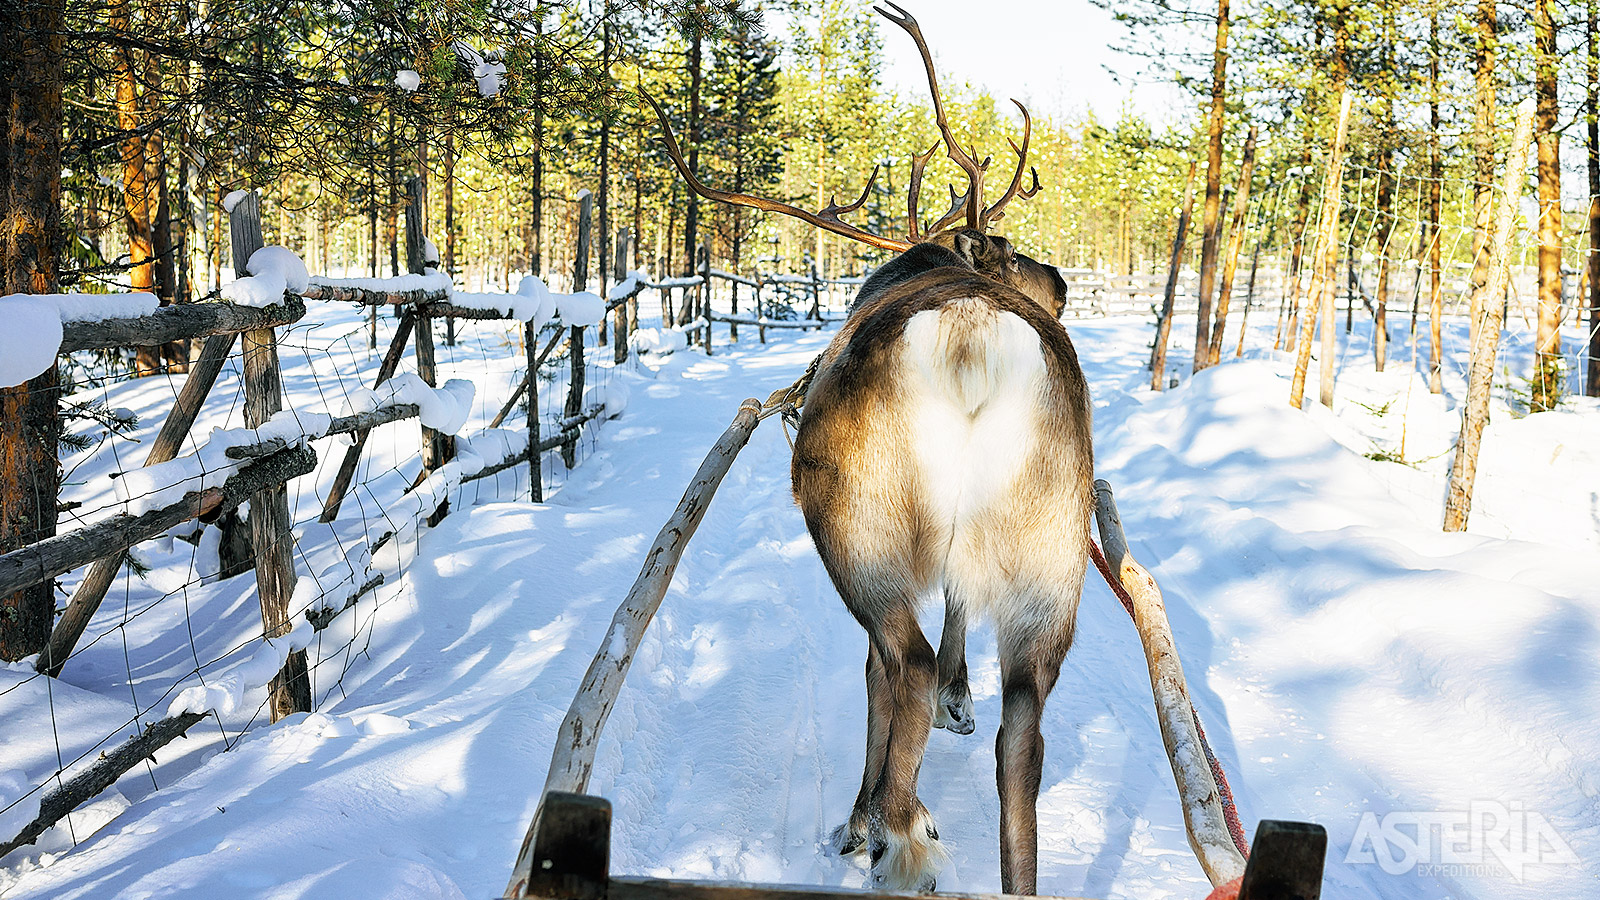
[{"left": 0, "top": 181, "right": 624, "bottom": 860}]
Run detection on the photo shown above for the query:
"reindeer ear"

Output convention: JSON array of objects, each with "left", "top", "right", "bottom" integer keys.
[{"left": 951, "top": 230, "right": 982, "bottom": 268}]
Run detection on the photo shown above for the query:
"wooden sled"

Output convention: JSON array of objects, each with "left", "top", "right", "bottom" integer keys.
[{"left": 501, "top": 400, "right": 1328, "bottom": 900}]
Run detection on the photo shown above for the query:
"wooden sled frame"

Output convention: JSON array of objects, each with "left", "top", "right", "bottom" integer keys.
[
  {"left": 509, "top": 793, "right": 1326, "bottom": 900},
  {"left": 502, "top": 400, "right": 1329, "bottom": 900}
]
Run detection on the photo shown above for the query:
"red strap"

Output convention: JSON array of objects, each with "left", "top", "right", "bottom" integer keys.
[
  {"left": 1203, "top": 875, "right": 1244, "bottom": 900},
  {"left": 1088, "top": 538, "right": 1251, "bottom": 860}
]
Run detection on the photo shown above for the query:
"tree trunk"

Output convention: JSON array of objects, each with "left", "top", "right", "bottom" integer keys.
[
  {"left": 1194, "top": 0, "right": 1230, "bottom": 368},
  {"left": 1202, "top": 126, "right": 1255, "bottom": 370},
  {"left": 113, "top": 0, "right": 158, "bottom": 376},
  {"left": 531, "top": 16, "right": 545, "bottom": 277},
  {"left": 1429, "top": 4, "right": 1445, "bottom": 394},
  {"left": 597, "top": 7, "right": 612, "bottom": 342},
  {"left": 1374, "top": 144, "right": 1395, "bottom": 372},
  {"left": 683, "top": 27, "right": 704, "bottom": 279},
  {"left": 1290, "top": 89, "right": 1353, "bottom": 411},
  {"left": 444, "top": 132, "right": 457, "bottom": 347},
  {"left": 1533, "top": 0, "right": 1563, "bottom": 411},
  {"left": 1589, "top": 0, "right": 1600, "bottom": 397},
  {"left": 0, "top": 0, "right": 64, "bottom": 661},
  {"left": 1279, "top": 148, "right": 1315, "bottom": 352},
  {"left": 1469, "top": 0, "right": 1498, "bottom": 351},
  {"left": 1151, "top": 159, "right": 1199, "bottom": 391},
  {"left": 1445, "top": 100, "right": 1536, "bottom": 531},
  {"left": 385, "top": 110, "right": 399, "bottom": 278}
]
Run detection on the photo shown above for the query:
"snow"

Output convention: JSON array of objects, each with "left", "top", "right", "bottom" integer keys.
[
  {"left": 223, "top": 245, "right": 308, "bottom": 307},
  {"left": 0, "top": 295, "right": 64, "bottom": 388},
  {"left": 423, "top": 238, "right": 441, "bottom": 266},
  {"left": 114, "top": 409, "right": 332, "bottom": 516},
  {"left": 51, "top": 292, "right": 159, "bottom": 322},
  {"left": 221, "top": 189, "right": 250, "bottom": 213},
  {"left": 450, "top": 275, "right": 602, "bottom": 327},
  {"left": 309, "top": 270, "right": 453, "bottom": 296},
  {"left": 6, "top": 298, "right": 1600, "bottom": 900},
  {"left": 609, "top": 270, "right": 651, "bottom": 301},
  {"left": 394, "top": 69, "right": 421, "bottom": 92},
  {"left": 628, "top": 327, "right": 688, "bottom": 360},
  {"left": 556, "top": 291, "right": 605, "bottom": 327},
  {"left": 0, "top": 291, "right": 160, "bottom": 387},
  {"left": 453, "top": 43, "right": 507, "bottom": 98},
  {"left": 473, "top": 60, "right": 507, "bottom": 98}
]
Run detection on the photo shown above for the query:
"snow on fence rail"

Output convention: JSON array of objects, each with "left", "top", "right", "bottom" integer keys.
[{"left": 0, "top": 181, "right": 630, "bottom": 864}]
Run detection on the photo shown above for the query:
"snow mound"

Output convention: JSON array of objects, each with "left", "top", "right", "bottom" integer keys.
[
  {"left": 114, "top": 409, "right": 331, "bottom": 516},
  {"left": 0, "top": 294, "right": 64, "bottom": 388},
  {"left": 394, "top": 69, "right": 421, "bottom": 92},
  {"left": 556, "top": 291, "right": 605, "bottom": 327},
  {"left": 223, "top": 245, "right": 307, "bottom": 307},
  {"left": 629, "top": 327, "right": 687, "bottom": 358},
  {"left": 52, "top": 292, "right": 159, "bottom": 322}
]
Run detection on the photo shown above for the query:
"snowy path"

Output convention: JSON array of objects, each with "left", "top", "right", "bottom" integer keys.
[{"left": 5, "top": 316, "right": 1600, "bottom": 899}]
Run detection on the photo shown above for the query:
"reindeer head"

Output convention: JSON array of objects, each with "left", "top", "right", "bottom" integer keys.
[{"left": 647, "top": 1, "right": 1054, "bottom": 313}]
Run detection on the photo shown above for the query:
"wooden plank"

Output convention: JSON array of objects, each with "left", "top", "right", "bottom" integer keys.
[
  {"left": 0, "top": 710, "right": 209, "bottom": 860},
  {"left": 563, "top": 191, "right": 593, "bottom": 470},
  {"left": 300, "top": 283, "right": 449, "bottom": 306},
  {"left": 506, "top": 399, "right": 763, "bottom": 891},
  {"left": 319, "top": 309, "right": 415, "bottom": 522},
  {"left": 1238, "top": 820, "right": 1327, "bottom": 900},
  {"left": 509, "top": 792, "right": 611, "bottom": 900},
  {"left": 59, "top": 296, "right": 307, "bottom": 352},
  {"left": 232, "top": 193, "right": 311, "bottom": 722},
  {"left": 707, "top": 313, "right": 821, "bottom": 330},
  {"left": 38, "top": 331, "right": 239, "bottom": 677},
  {"left": 1091, "top": 479, "right": 1246, "bottom": 887},
  {"left": 0, "top": 446, "right": 316, "bottom": 598},
  {"left": 223, "top": 403, "right": 421, "bottom": 459},
  {"left": 606, "top": 877, "right": 1096, "bottom": 900}
]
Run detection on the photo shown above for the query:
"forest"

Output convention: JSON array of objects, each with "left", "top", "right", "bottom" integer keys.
[{"left": 3, "top": 0, "right": 1600, "bottom": 896}]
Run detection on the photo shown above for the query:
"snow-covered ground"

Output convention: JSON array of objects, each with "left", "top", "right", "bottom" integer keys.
[{"left": 3, "top": 298, "right": 1599, "bottom": 900}]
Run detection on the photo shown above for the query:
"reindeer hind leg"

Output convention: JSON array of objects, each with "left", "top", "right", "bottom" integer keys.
[{"left": 933, "top": 587, "right": 975, "bottom": 735}]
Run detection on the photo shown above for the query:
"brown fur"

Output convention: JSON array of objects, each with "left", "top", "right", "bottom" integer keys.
[{"left": 795, "top": 261, "right": 1092, "bottom": 893}]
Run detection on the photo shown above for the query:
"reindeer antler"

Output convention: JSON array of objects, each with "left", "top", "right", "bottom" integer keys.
[
  {"left": 643, "top": 92, "right": 911, "bottom": 253},
  {"left": 876, "top": 2, "right": 1042, "bottom": 236},
  {"left": 875, "top": 1, "right": 988, "bottom": 230},
  {"left": 980, "top": 100, "right": 1041, "bottom": 228},
  {"left": 905, "top": 141, "right": 938, "bottom": 242}
]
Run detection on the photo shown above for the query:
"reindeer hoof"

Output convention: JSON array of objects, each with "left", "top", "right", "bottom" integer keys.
[
  {"left": 868, "top": 805, "right": 946, "bottom": 892},
  {"left": 829, "top": 821, "right": 867, "bottom": 856},
  {"left": 934, "top": 686, "right": 975, "bottom": 735}
]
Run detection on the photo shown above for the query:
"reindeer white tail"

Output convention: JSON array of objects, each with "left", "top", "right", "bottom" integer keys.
[{"left": 903, "top": 298, "right": 1046, "bottom": 417}]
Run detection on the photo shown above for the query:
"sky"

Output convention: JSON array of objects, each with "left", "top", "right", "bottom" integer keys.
[{"left": 765, "top": 0, "right": 1200, "bottom": 128}]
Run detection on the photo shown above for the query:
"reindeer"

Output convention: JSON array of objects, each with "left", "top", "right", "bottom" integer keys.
[{"left": 650, "top": 4, "right": 1089, "bottom": 893}]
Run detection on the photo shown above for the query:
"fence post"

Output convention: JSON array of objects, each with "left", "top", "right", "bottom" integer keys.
[
  {"left": 39, "top": 331, "right": 238, "bottom": 676},
  {"left": 699, "top": 245, "right": 712, "bottom": 356},
  {"left": 407, "top": 177, "right": 453, "bottom": 526},
  {"left": 612, "top": 227, "right": 630, "bottom": 365},
  {"left": 230, "top": 191, "right": 311, "bottom": 720},
  {"left": 563, "top": 191, "right": 593, "bottom": 470},
  {"left": 526, "top": 320, "right": 544, "bottom": 503},
  {"left": 808, "top": 259, "right": 822, "bottom": 321},
  {"left": 755, "top": 276, "right": 767, "bottom": 344}
]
